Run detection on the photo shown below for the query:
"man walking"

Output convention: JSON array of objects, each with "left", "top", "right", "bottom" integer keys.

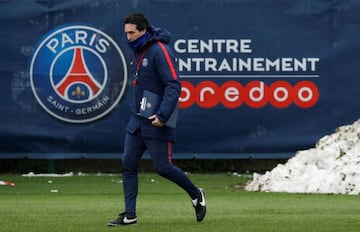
[{"left": 108, "top": 13, "right": 206, "bottom": 226}]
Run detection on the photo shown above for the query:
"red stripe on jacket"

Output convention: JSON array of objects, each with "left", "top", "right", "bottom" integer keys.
[{"left": 158, "top": 42, "right": 178, "bottom": 80}]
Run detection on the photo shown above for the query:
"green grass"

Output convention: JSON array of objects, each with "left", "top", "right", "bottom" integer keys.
[{"left": 1, "top": 173, "right": 360, "bottom": 232}]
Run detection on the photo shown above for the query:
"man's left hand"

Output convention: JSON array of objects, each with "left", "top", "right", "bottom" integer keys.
[{"left": 148, "top": 114, "right": 164, "bottom": 127}]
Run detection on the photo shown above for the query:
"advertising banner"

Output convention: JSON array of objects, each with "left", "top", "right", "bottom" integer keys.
[{"left": 1, "top": 0, "right": 359, "bottom": 159}]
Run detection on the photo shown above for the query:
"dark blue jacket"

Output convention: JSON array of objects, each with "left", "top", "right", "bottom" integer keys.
[{"left": 126, "top": 26, "right": 181, "bottom": 141}]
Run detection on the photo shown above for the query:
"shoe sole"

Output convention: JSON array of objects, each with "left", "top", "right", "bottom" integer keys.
[{"left": 107, "top": 222, "right": 138, "bottom": 226}]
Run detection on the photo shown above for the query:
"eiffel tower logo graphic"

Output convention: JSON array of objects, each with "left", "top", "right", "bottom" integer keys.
[{"left": 56, "top": 47, "right": 101, "bottom": 99}]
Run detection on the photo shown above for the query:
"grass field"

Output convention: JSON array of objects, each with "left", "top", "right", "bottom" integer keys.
[{"left": 1, "top": 172, "right": 360, "bottom": 232}]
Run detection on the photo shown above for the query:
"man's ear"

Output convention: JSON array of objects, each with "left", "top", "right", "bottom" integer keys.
[{"left": 139, "top": 29, "right": 146, "bottom": 36}]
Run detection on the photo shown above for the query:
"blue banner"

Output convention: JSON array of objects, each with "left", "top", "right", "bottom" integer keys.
[{"left": 1, "top": 0, "right": 359, "bottom": 159}]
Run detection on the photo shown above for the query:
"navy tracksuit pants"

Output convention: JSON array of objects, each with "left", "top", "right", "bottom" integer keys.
[{"left": 121, "top": 129, "right": 200, "bottom": 217}]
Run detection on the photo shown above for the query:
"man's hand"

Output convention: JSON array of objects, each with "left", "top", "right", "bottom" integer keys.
[{"left": 148, "top": 114, "right": 164, "bottom": 127}]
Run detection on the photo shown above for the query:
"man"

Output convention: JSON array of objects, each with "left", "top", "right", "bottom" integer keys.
[{"left": 108, "top": 13, "right": 206, "bottom": 226}]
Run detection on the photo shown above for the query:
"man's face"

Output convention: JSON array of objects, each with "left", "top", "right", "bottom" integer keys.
[{"left": 124, "top": 23, "right": 146, "bottom": 42}]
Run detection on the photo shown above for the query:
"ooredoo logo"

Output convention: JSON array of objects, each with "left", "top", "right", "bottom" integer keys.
[
  {"left": 29, "top": 24, "right": 127, "bottom": 123},
  {"left": 179, "top": 80, "right": 319, "bottom": 109}
]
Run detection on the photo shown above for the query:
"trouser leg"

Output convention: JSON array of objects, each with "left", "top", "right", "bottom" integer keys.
[
  {"left": 122, "top": 131, "right": 146, "bottom": 217},
  {"left": 145, "top": 138, "right": 200, "bottom": 199}
]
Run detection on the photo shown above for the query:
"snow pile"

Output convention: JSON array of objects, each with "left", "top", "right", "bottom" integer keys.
[
  {"left": 245, "top": 119, "right": 360, "bottom": 195},
  {"left": 22, "top": 172, "right": 75, "bottom": 177}
]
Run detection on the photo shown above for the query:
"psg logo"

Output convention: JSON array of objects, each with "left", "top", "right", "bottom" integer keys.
[{"left": 29, "top": 24, "right": 127, "bottom": 123}]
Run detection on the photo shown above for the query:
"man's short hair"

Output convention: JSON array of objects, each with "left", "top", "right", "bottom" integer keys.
[{"left": 124, "top": 13, "right": 150, "bottom": 31}]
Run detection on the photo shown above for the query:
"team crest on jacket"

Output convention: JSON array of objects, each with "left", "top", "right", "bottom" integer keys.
[{"left": 29, "top": 24, "right": 127, "bottom": 123}]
